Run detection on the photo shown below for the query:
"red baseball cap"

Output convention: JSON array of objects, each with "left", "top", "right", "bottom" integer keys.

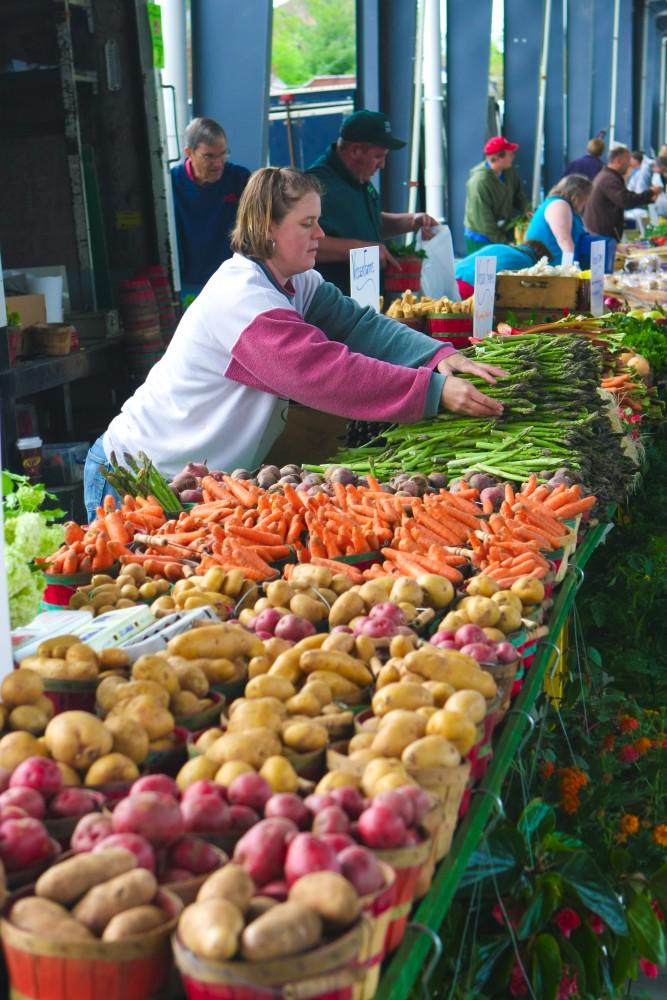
[{"left": 484, "top": 136, "right": 519, "bottom": 155}]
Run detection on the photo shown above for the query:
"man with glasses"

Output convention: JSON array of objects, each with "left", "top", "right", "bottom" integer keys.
[{"left": 171, "top": 117, "right": 250, "bottom": 296}]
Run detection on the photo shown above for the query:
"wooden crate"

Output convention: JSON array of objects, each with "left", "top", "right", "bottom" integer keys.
[{"left": 495, "top": 274, "right": 581, "bottom": 309}]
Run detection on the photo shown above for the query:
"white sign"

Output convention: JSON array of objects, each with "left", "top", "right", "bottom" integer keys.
[
  {"left": 349, "top": 246, "right": 380, "bottom": 311},
  {"left": 561, "top": 251, "right": 574, "bottom": 269},
  {"left": 590, "top": 240, "right": 606, "bottom": 317},
  {"left": 473, "top": 255, "right": 496, "bottom": 339}
]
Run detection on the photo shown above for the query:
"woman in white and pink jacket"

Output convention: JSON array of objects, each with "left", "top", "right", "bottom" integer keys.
[{"left": 84, "top": 168, "right": 504, "bottom": 520}]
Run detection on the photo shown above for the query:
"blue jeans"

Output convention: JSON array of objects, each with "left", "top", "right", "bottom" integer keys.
[{"left": 83, "top": 436, "right": 121, "bottom": 523}]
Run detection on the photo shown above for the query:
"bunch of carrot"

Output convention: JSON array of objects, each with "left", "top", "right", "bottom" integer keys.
[
  {"left": 600, "top": 372, "right": 646, "bottom": 412},
  {"left": 43, "top": 494, "right": 168, "bottom": 575},
  {"left": 467, "top": 476, "right": 596, "bottom": 587}
]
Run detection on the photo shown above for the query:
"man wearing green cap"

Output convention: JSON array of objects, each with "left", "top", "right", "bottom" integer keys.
[{"left": 307, "top": 110, "right": 438, "bottom": 293}]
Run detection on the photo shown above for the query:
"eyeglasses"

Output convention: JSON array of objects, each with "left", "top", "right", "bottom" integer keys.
[{"left": 196, "top": 150, "right": 230, "bottom": 162}]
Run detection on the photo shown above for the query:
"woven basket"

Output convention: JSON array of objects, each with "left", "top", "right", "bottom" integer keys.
[
  {"left": 405, "top": 761, "right": 471, "bottom": 861},
  {"left": 29, "top": 323, "right": 74, "bottom": 356}
]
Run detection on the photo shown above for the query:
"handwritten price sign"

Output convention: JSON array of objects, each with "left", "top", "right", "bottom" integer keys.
[
  {"left": 349, "top": 246, "right": 380, "bottom": 311},
  {"left": 589, "top": 240, "right": 605, "bottom": 317},
  {"left": 473, "top": 255, "right": 497, "bottom": 339}
]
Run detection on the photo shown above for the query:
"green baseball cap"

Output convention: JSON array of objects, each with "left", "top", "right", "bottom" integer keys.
[{"left": 340, "top": 110, "right": 406, "bottom": 150}]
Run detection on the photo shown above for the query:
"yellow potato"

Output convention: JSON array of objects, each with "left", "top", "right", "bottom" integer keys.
[
  {"left": 285, "top": 689, "right": 322, "bottom": 717},
  {"left": 9, "top": 705, "right": 48, "bottom": 735},
  {"left": 289, "top": 593, "right": 328, "bottom": 623},
  {"left": 361, "top": 757, "right": 410, "bottom": 797},
  {"left": 102, "top": 904, "right": 166, "bottom": 941},
  {"left": 445, "top": 689, "right": 487, "bottom": 724},
  {"left": 176, "top": 755, "right": 218, "bottom": 790},
  {"left": 73, "top": 868, "right": 158, "bottom": 935},
  {"left": 45, "top": 711, "right": 113, "bottom": 771},
  {"left": 247, "top": 656, "right": 271, "bottom": 679},
  {"left": 84, "top": 752, "right": 140, "bottom": 786},
  {"left": 2, "top": 668, "right": 44, "bottom": 706},
  {"left": 112, "top": 680, "right": 170, "bottom": 710},
  {"left": 348, "top": 732, "right": 374, "bottom": 752},
  {"left": 422, "top": 680, "right": 456, "bottom": 707},
  {"left": 97, "top": 676, "right": 130, "bottom": 713},
  {"left": 259, "top": 755, "right": 299, "bottom": 793},
  {"left": 227, "top": 697, "right": 286, "bottom": 733},
  {"left": 241, "top": 901, "right": 322, "bottom": 961},
  {"left": 245, "top": 674, "right": 295, "bottom": 702},
  {"left": 168, "top": 624, "right": 265, "bottom": 661},
  {"left": 195, "top": 728, "right": 224, "bottom": 753},
  {"left": 0, "top": 732, "right": 47, "bottom": 771},
  {"left": 315, "top": 770, "right": 361, "bottom": 794},
  {"left": 426, "top": 709, "right": 478, "bottom": 754},
  {"left": 402, "top": 735, "right": 461, "bottom": 770},
  {"left": 328, "top": 591, "right": 365, "bottom": 628},
  {"left": 299, "top": 650, "right": 372, "bottom": 688},
  {"left": 321, "top": 632, "right": 356, "bottom": 655},
  {"left": 197, "top": 863, "right": 255, "bottom": 912},
  {"left": 119, "top": 696, "right": 175, "bottom": 741},
  {"left": 288, "top": 871, "right": 360, "bottom": 929},
  {"left": 371, "top": 712, "right": 426, "bottom": 757},
  {"left": 214, "top": 760, "right": 255, "bottom": 786},
  {"left": 302, "top": 679, "right": 333, "bottom": 708},
  {"left": 179, "top": 898, "right": 245, "bottom": 960},
  {"left": 417, "top": 574, "right": 455, "bottom": 609},
  {"left": 281, "top": 721, "right": 328, "bottom": 753},
  {"left": 167, "top": 658, "right": 209, "bottom": 697},
  {"left": 36, "top": 848, "right": 137, "bottom": 905},
  {"left": 205, "top": 728, "right": 281, "bottom": 769},
  {"left": 371, "top": 682, "right": 434, "bottom": 717},
  {"left": 131, "top": 657, "right": 179, "bottom": 695}
]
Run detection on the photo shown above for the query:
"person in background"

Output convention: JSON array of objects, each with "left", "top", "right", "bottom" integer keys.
[
  {"left": 306, "top": 110, "right": 438, "bottom": 294},
  {"left": 584, "top": 146, "right": 660, "bottom": 240},
  {"left": 171, "top": 117, "right": 250, "bottom": 297},
  {"left": 627, "top": 149, "right": 654, "bottom": 193},
  {"left": 463, "top": 136, "right": 529, "bottom": 253},
  {"left": 525, "top": 174, "right": 592, "bottom": 264},
  {"left": 454, "top": 240, "right": 552, "bottom": 299},
  {"left": 84, "top": 168, "right": 504, "bottom": 522},
  {"left": 562, "top": 137, "right": 606, "bottom": 181}
]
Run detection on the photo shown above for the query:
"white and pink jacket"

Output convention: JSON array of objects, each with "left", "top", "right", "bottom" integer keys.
[{"left": 104, "top": 255, "right": 456, "bottom": 477}]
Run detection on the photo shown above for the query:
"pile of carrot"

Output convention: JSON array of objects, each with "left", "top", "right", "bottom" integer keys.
[{"left": 467, "top": 476, "right": 596, "bottom": 587}]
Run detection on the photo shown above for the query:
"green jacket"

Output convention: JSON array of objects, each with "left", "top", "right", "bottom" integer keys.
[
  {"left": 307, "top": 144, "right": 382, "bottom": 292},
  {"left": 464, "top": 161, "right": 529, "bottom": 243}
]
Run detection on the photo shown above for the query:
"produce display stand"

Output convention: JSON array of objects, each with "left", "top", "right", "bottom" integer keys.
[{"left": 374, "top": 516, "right": 613, "bottom": 1000}]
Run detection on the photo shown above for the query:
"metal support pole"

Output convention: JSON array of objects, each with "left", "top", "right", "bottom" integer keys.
[
  {"left": 161, "top": 0, "right": 188, "bottom": 163},
  {"left": 407, "top": 0, "right": 425, "bottom": 217},
  {"left": 639, "top": 1, "right": 650, "bottom": 150},
  {"left": 608, "top": 0, "right": 621, "bottom": 146},
  {"left": 532, "top": 0, "right": 552, "bottom": 206},
  {"left": 660, "top": 36, "right": 667, "bottom": 149},
  {"left": 422, "top": 0, "right": 445, "bottom": 221}
]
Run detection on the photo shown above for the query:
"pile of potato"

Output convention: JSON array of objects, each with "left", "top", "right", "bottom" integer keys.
[
  {"left": 149, "top": 566, "right": 250, "bottom": 620},
  {"left": 8, "top": 847, "right": 174, "bottom": 943},
  {"left": 69, "top": 568, "right": 172, "bottom": 617},
  {"left": 97, "top": 652, "right": 223, "bottom": 737},
  {"left": 441, "top": 575, "right": 546, "bottom": 635},
  {"left": 0, "top": 670, "right": 56, "bottom": 737},
  {"left": 178, "top": 863, "right": 360, "bottom": 963},
  {"left": 18, "top": 638, "right": 128, "bottom": 683},
  {"left": 176, "top": 695, "right": 322, "bottom": 795}
]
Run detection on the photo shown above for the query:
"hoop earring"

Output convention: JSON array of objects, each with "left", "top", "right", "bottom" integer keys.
[{"left": 267, "top": 238, "right": 276, "bottom": 255}]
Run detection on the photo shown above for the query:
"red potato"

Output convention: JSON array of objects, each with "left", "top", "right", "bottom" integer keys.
[
  {"left": 0, "top": 806, "right": 28, "bottom": 823},
  {"left": 395, "top": 785, "right": 433, "bottom": 825},
  {"left": 0, "top": 768, "right": 11, "bottom": 794},
  {"left": 357, "top": 804, "right": 406, "bottom": 849},
  {"left": 368, "top": 603, "right": 407, "bottom": 626},
  {"left": 0, "top": 816, "right": 53, "bottom": 871},
  {"left": 182, "top": 779, "right": 227, "bottom": 803},
  {"left": 10, "top": 757, "right": 63, "bottom": 799},
  {"left": 284, "top": 833, "right": 341, "bottom": 887},
  {"left": 233, "top": 817, "right": 297, "bottom": 886},
  {"left": 131, "top": 774, "right": 181, "bottom": 800},
  {"left": 71, "top": 812, "right": 113, "bottom": 853},
  {"left": 274, "top": 615, "right": 317, "bottom": 642},
  {"left": 258, "top": 879, "right": 288, "bottom": 901},
  {"left": 48, "top": 788, "right": 98, "bottom": 820},
  {"left": 264, "top": 793, "right": 310, "bottom": 829},
  {"left": 229, "top": 804, "right": 259, "bottom": 831},
  {"left": 303, "top": 794, "right": 336, "bottom": 816},
  {"left": 112, "top": 791, "right": 184, "bottom": 847},
  {"left": 454, "top": 624, "right": 487, "bottom": 647},
  {"left": 373, "top": 790, "right": 414, "bottom": 827},
  {"left": 0, "top": 786, "right": 45, "bottom": 820},
  {"left": 252, "top": 608, "right": 283, "bottom": 635},
  {"left": 181, "top": 790, "right": 231, "bottom": 835},
  {"left": 402, "top": 828, "right": 422, "bottom": 846},
  {"left": 329, "top": 786, "right": 366, "bottom": 819},
  {"left": 227, "top": 774, "right": 272, "bottom": 813},
  {"left": 338, "top": 845, "right": 385, "bottom": 895},
  {"left": 312, "top": 805, "right": 350, "bottom": 836},
  {"left": 93, "top": 832, "right": 156, "bottom": 872},
  {"left": 168, "top": 836, "right": 221, "bottom": 875},
  {"left": 320, "top": 833, "right": 355, "bottom": 853}
]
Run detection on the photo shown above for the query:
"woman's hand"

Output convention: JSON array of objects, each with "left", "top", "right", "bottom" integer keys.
[
  {"left": 437, "top": 352, "right": 508, "bottom": 384},
  {"left": 441, "top": 376, "right": 503, "bottom": 417}
]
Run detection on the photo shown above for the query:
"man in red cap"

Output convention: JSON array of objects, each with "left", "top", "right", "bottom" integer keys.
[{"left": 463, "top": 136, "right": 529, "bottom": 253}]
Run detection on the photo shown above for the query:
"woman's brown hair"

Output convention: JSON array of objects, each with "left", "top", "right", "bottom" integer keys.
[{"left": 231, "top": 167, "right": 322, "bottom": 259}]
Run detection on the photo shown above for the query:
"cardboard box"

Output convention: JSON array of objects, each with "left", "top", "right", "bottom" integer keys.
[
  {"left": 5, "top": 294, "right": 46, "bottom": 329},
  {"left": 495, "top": 275, "right": 581, "bottom": 310}
]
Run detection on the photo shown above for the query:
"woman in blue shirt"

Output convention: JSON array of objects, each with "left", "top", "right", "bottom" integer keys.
[
  {"left": 525, "top": 174, "right": 592, "bottom": 265},
  {"left": 455, "top": 239, "right": 552, "bottom": 297}
]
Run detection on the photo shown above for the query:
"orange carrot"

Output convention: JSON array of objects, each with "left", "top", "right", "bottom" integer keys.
[
  {"left": 553, "top": 496, "right": 596, "bottom": 519},
  {"left": 226, "top": 524, "right": 285, "bottom": 546}
]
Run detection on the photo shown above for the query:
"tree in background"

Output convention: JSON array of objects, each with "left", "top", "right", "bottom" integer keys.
[{"left": 272, "top": 0, "right": 355, "bottom": 87}]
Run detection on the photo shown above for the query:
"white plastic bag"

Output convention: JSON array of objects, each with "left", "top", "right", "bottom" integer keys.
[{"left": 416, "top": 224, "right": 460, "bottom": 301}]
